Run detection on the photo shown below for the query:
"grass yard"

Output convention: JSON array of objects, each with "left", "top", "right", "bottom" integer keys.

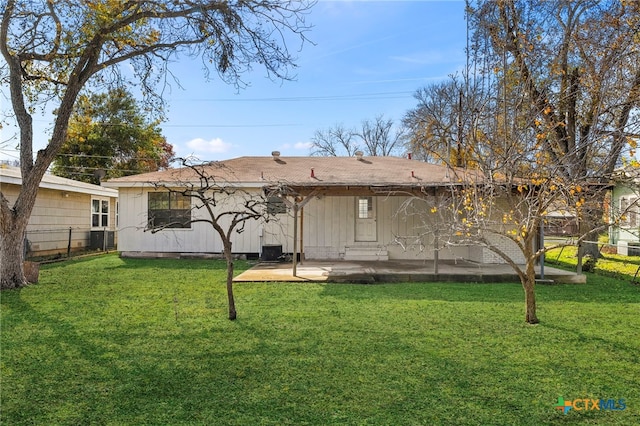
[
  {"left": 1, "top": 254, "right": 639, "bottom": 425},
  {"left": 546, "top": 244, "right": 640, "bottom": 281}
]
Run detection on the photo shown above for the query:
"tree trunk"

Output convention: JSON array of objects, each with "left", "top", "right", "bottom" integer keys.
[
  {"left": 226, "top": 260, "right": 236, "bottom": 320},
  {"left": 523, "top": 281, "right": 539, "bottom": 324},
  {"left": 581, "top": 228, "right": 601, "bottom": 259},
  {"left": 0, "top": 219, "right": 28, "bottom": 289},
  {"left": 581, "top": 199, "right": 605, "bottom": 259},
  {"left": 522, "top": 261, "right": 539, "bottom": 324},
  {"left": 224, "top": 246, "right": 237, "bottom": 321}
]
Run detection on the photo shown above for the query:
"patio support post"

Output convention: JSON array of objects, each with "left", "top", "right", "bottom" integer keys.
[
  {"left": 300, "top": 207, "right": 304, "bottom": 263},
  {"left": 272, "top": 189, "right": 318, "bottom": 278},
  {"left": 576, "top": 242, "right": 583, "bottom": 275},
  {"left": 434, "top": 229, "right": 439, "bottom": 275},
  {"left": 293, "top": 204, "right": 299, "bottom": 276}
]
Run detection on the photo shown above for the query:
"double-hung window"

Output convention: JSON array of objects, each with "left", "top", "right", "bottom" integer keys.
[
  {"left": 148, "top": 192, "right": 192, "bottom": 229},
  {"left": 91, "top": 198, "right": 109, "bottom": 228}
]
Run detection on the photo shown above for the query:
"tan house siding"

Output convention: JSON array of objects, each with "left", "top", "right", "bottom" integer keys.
[{"left": 0, "top": 169, "right": 118, "bottom": 257}]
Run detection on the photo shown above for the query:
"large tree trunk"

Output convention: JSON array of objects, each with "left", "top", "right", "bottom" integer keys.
[
  {"left": 1, "top": 184, "right": 36, "bottom": 290},
  {"left": 0, "top": 219, "right": 28, "bottom": 289},
  {"left": 580, "top": 201, "right": 605, "bottom": 259}
]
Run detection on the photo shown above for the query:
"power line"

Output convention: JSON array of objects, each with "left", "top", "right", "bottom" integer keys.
[
  {"left": 170, "top": 91, "right": 414, "bottom": 103},
  {"left": 55, "top": 153, "right": 169, "bottom": 161},
  {"left": 161, "top": 123, "right": 302, "bottom": 128}
]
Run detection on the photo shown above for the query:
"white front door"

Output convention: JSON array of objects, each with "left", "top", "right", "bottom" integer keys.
[{"left": 355, "top": 196, "right": 377, "bottom": 242}]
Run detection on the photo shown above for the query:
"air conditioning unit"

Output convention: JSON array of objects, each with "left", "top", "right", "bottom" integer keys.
[
  {"left": 261, "top": 244, "right": 283, "bottom": 261},
  {"left": 90, "top": 230, "right": 115, "bottom": 250}
]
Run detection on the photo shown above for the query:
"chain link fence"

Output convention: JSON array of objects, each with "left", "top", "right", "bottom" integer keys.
[{"left": 25, "top": 227, "right": 116, "bottom": 260}]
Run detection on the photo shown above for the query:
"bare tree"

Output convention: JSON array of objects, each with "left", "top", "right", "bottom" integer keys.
[
  {"left": 148, "top": 159, "right": 282, "bottom": 320},
  {"left": 310, "top": 116, "right": 405, "bottom": 157},
  {"left": 358, "top": 115, "right": 406, "bottom": 157},
  {"left": 403, "top": 77, "right": 492, "bottom": 166},
  {"left": 310, "top": 124, "right": 359, "bottom": 157},
  {"left": 0, "top": 0, "right": 314, "bottom": 289}
]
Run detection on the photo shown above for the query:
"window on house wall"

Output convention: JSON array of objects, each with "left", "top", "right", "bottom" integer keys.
[
  {"left": 358, "top": 197, "right": 373, "bottom": 219},
  {"left": 620, "top": 197, "right": 638, "bottom": 228},
  {"left": 267, "top": 196, "right": 287, "bottom": 215},
  {"left": 91, "top": 198, "right": 109, "bottom": 228},
  {"left": 628, "top": 197, "right": 638, "bottom": 227},
  {"left": 148, "top": 192, "right": 192, "bottom": 229},
  {"left": 620, "top": 197, "right": 628, "bottom": 224}
]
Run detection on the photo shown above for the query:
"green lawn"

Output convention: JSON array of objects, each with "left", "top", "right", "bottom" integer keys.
[
  {"left": 1, "top": 254, "right": 639, "bottom": 425},
  {"left": 546, "top": 244, "right": 640, "bottom": 281}
]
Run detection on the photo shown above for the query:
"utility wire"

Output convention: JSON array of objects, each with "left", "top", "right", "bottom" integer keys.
[
  {"left": 170, "top": 91, "right": 413, "bottom": 103},
  {"left": 55, "top": 153, "right": 170, "bottom": 161}
]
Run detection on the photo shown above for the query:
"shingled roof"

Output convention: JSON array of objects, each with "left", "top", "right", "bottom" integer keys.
[{"left": 102, "top": 155, "right": 482, "bottom": 189}]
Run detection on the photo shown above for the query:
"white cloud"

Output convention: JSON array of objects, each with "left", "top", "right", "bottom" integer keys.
[
  {"left": 186, "top": 137, "right": 232, "bottom": 154},
  {"left": 294, "top": 141, "right": 313, "bottom": 150}
]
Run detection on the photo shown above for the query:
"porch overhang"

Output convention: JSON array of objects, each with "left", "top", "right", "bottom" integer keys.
[{"left": 265, "top": 183, "right": 461, "bottom": 198}]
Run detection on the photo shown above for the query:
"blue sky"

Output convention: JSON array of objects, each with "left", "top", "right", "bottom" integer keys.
[{"left": 0, "top": 0, "right": 468, "bottom": 163}]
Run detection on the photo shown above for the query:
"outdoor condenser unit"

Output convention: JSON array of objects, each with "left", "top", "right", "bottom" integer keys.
[{"left": 261, "top": 244, "right": 283, "bottom": 261}]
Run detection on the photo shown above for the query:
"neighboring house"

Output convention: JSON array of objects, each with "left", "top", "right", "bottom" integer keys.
[
  {"left": 102, "top": 154, "right": 526, "bottom": 264},
  {"left": 544, "top": 208, "right": 579, "bottom": 237},
  {"left": 609, "top": 176, "right": 640, "bottom": 255},
  {"left": 0, "top": 165, "right": 118, "bottom": 257}
]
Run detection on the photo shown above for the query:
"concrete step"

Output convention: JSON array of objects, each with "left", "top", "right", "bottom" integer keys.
[{"left": 344, "top": 246, "right": 389, "bottom": 261}]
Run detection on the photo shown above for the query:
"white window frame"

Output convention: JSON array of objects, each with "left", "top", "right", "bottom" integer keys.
[
  {"left": 91, "top": 198, "right": 110, "bottom": 229},
  {"left": 628, "top": 196, "right": 638, "bottom": 228}
]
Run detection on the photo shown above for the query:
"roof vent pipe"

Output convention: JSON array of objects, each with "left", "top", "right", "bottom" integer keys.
[
  {"left": 311, "top": 168, "right": 315, "bottom": 178},
  {"left": 407, "top": 152, "right": 412, "bottom": 160},
  {"left": 272, "top": 151, "right": 280, "bottom": 159},
  {"left": 355, "top": 151, "right": 364, "bottom": 160}
]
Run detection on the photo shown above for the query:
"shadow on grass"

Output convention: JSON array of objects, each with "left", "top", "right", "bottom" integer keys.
[
  {"left": 318, "top": 281, "right": 523, "bottom": 303},
  {"left": 542, "top": 321, "right": 639, "bottom": 363},
  {"left": 601, "top": 254, "right": 640, "bottom": 266},
  {"left": 1, "top": 288, "right": 253, "bottom": 424},
  {"left": 40, "top": 253, "right": 252, "bottom": 272},
  {"left": 113, "top": 257, "right": 244, "bottom": 271},
  {"left": 317, "top": 276, "right": 640, "bottom": 305},
  {"left": 1, "top": 290, "right": 125, "bottom": 423}
]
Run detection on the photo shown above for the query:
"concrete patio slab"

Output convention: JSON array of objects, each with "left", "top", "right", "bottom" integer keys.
[{"left": 233, "top": 259, "right": 585, "bottom": 284}]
